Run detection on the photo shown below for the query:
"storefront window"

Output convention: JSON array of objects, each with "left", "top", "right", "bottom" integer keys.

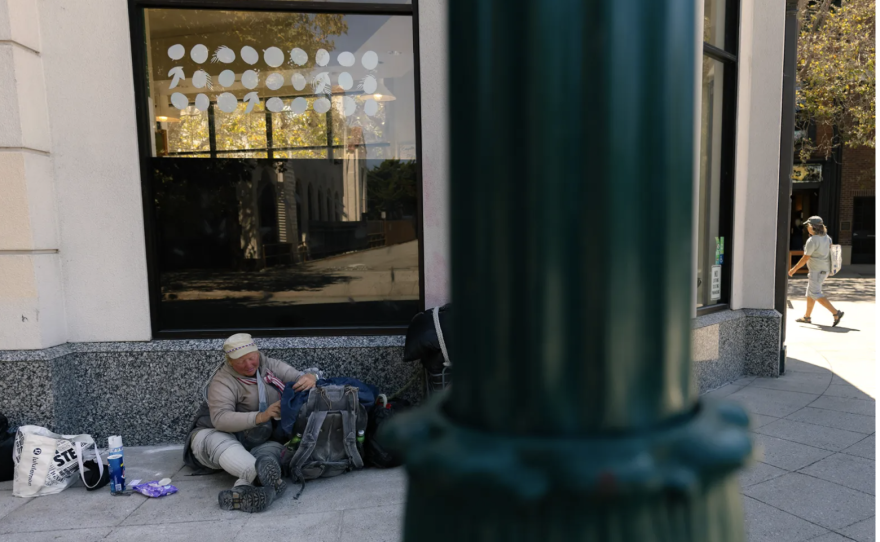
[
  {"left": 703, "top": 0, "right": 727, "bottom": 50},
  {"left": 138, "top": 7, "right": 420, "bottom": 333},
  {"left": 697, "top": 58, "right": 725, "bottom": 308},
  {"left": 696, "top": 0, "right": 738, "bottom": 310}
]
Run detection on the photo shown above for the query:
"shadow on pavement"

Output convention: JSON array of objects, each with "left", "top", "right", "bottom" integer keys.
[
  {"left": 788, "top": 276, "right": 876, "bottom": 303},
  {"left": 792, "top": 322, "right": 862, "bottom": 334}
]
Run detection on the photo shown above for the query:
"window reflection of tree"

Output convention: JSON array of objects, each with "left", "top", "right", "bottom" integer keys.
[{"left": 366, "top": 160, "right": 418, "bottom": 220}]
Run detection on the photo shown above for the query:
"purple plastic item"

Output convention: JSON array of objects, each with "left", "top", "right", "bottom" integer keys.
[{"left": 132, "top": 481, "right": 178, "bottom": 498}]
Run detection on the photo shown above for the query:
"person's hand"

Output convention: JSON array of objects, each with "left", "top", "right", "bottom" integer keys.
[
  {"left": 256, "top": 401, "right": 282, "bottom": 424},
  {"left": 788, "top": 268, "right": 796, "bottom": 277},
  {"left": 293, "top": 373, "right": 317, "bottom": 392}
]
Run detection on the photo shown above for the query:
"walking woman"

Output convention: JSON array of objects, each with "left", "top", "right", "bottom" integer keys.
[{"left": 789, "top": 216, "right": 844, "bottom": 327}]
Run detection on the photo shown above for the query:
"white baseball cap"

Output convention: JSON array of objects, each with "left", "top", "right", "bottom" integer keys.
[{"left": 223, "top": 333, "right": 258, "bottom": 360}]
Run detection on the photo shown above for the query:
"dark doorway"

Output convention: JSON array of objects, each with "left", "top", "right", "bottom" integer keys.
[
  {"left": 790, "top": 189, "right": 820, "bottom": 269},
  {"left": 852, "top": 196, "right": 875, "bottom": 264}
]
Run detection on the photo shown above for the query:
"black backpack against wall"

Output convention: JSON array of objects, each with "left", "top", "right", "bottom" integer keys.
[{"left": 365, "top": 396, "right": 411, "bottom": 469}]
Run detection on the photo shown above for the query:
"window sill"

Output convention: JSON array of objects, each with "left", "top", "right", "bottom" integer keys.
[
  {"left": 696, "top": 303, "right": 730, "bottom": 317},
  {"left": 153, "top": 326, "right": 409, "bottom": 340}
]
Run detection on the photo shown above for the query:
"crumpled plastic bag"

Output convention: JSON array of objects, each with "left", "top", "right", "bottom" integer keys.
[{"left": 132, "top": 480, "right": 178, "bottom": 498}]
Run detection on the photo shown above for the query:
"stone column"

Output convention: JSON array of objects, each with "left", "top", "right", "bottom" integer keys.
[
  {"left": 386, "top": 0, "right": 754, "bottom": 539},
  {"left": 0, "top": 0, "right": 65, "bottom": 349}
]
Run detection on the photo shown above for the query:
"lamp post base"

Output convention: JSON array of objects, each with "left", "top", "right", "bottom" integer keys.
[{"left": 386, "top": 393, "right": 755, "bottom": 541}]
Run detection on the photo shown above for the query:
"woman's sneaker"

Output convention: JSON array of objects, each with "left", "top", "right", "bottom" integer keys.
[
  {"left": 255, "top": 456, "right": 287, "bottom": 496},
  {"left": 218, "top": 485, "right": 276, "bottom": 513}
]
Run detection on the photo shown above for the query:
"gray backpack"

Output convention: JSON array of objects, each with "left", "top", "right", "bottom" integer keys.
[{"left": 283, "top": 385, "right": 367, "bottom": 498}]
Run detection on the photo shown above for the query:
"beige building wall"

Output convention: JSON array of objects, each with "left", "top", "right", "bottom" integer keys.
[
  {"left": 730, "top": 0, "right": 786, "bottom": 310},
  {"left": 0, "top": 0, "right": 66, "bottom": 349}
]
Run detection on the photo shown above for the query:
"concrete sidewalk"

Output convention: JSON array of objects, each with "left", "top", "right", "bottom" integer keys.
[
  {"left": 718, "top": 276, "right": 876, "bottom": 542},
  {"left": 0, "top": 279, "right": 874, "bottom": 541},
  {"left": 0, "top": 448, "right": 406, "bottom": 541}
]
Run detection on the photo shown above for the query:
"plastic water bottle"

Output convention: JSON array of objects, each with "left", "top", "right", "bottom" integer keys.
[
  {"left": 356, "top": 430, "right": 365, "bottom": 446},
  {"left": 107, "top": 435, "right": 125, "bottom": 494},
  {"left": 286, "top": 433, "right": 302, "bottom": 451}
]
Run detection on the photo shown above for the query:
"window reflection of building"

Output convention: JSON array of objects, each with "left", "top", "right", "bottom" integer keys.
[
  {"left": 142, "top": 8, "right": 421, "bottom": 331},
  {"left": 344, "top": 126, "right": 367, "bottom": 224}
]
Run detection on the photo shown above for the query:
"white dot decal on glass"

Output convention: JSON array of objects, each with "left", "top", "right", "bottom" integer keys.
[
  {"left": 242, "top": 70, "right": 259, "bottom": 90},
  {"left": 218, "top": 92, "right": 238, "bottom": 113},
  {"left": 266, "top": 73, "right": 284, "bottom": 91},
  {"left": 291, "top": 97, "right": 308, "bottom": 114},
  {"left": 361, "top": 51, "right": 379, "bottom": 70},
  {"left": 192, "top": 70, "right": 208, "bottom": 89},
  {"left": 364, "top": 99, "right": 379, "bottom": 117},
  {"left": 315, "top": 49, "right": 330, "bottom": 67},
  {"left": 264, "top": 47, "right": 284, "bottom": 68},
  {"left": 338, "top": 52, "right": 355, "bottom": 67},
  {"left": 266, "top": 97, "right": 285, "bottom": 113},
  {"left": 290, "top": 48, "right": 308, "bottom": 66},
  {"left": 314, "top": 97, "right": 331, "bottom": 114},
  {"left": 342, "top": 97, "right": 357, "bottom": 117},
  {"left": 170, "top": 92, "right": 188, "bottom": 110},
  {"left": 312, "top": 72, "right": 330, "bottom": 95},
  {"left": 292, "top": 73, "right": 307, "bottom": 91},
  {"left": 195, "top": 93, "right": 210, "bottom": 112},
  {"left": 214, "top": 46, "right": 235, "bottom": 64},
  {"left": 241, "top": 46, "right": 259, "bottom": 65},
  {"left": 362, "top": 75, "right": 378, "bottom": 95},
  {"left": 338, "top": 72, "right": 353, "bottom": 91},
  {"left": 218, "top": 70, "right": 235, "bottom": 87},
  {"left": 168, "top": 44, "right": 185, "bottom": 60},
  {"left": 191, "top": 44, "right": 209, "bottom": 64}
]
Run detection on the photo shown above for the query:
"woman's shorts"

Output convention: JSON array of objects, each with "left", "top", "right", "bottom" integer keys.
[{"left": 806, "top": 270, "right": 828, "bottom": 300}]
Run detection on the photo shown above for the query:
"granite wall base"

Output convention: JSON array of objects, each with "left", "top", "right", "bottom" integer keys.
[
  {"left": 692, "top": 309, "right": 782, "bottom": 394},
  {"left": 0, "top": 337, "right": 420, "bottom": 446},
  {"left": 1, "top": 313, "right": 781, "bottom": 445}
]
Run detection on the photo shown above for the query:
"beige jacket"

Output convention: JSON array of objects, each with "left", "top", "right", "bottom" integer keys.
[{"left": 207, "top": 354, "right": 304, "bottom": 433}]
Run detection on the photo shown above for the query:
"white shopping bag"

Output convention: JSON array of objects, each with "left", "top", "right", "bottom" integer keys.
[
  {"left": 12, "top": 425, "right": 103, "bottom": 498},
  {"left": 830, "top": 244, "right": 843, "bottom": 276}
]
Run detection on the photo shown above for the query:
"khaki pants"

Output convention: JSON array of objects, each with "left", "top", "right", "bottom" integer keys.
[{"left": 191, "top": 429, "right": 283, "bottom": 488}]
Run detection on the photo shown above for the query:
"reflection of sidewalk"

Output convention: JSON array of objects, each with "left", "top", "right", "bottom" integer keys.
[
  {"left": 165, "top": 241, "right": 421, "bottom": 305},
  {"left": 709, "top": 279, "right": 876, "bottom": 541}
]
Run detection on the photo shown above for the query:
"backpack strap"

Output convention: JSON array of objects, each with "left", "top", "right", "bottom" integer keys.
[
  {"left": 432, "top": 306, "right": 451, "bottom": 367},
  {"left": 289, "top": 409, "right": 328, "bottom": 499},
  {"left": 340, "top": 387, "right": 364, "bottom": 469}
]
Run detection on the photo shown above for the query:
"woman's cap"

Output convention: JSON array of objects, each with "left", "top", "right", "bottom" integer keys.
[
  {"left": 224, "top": 333, "right": 258, "bottom": 359},
  {"left": 805, "top": 216, "right": 824, "bottom": 226}
]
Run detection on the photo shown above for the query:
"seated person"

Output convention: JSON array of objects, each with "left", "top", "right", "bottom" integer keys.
[{"left": 183, "top": 333, "right": 317, "bottom": 513}]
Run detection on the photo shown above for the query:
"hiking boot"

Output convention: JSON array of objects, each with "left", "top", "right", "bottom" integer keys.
[
  {"left": 218, "top": 485, "right": 276, "bottom": 513},
  {"left": 255, "top": 456, "right": 286, "bottom": 496}
]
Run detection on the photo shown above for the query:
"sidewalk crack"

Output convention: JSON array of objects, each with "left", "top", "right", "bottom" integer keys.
[{"left": 743, "top": 494, "right": 835, "bottom": 536}]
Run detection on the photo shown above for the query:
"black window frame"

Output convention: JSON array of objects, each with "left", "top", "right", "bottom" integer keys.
[
  {"left": 697, "top": 0, "right": 740, "bottom": 317},
  {"left": 127, "top": 0, "right": 426, "bottom": 338}
]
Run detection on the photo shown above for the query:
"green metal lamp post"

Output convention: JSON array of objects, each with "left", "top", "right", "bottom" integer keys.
[{"left": 387, "top": 0, "right": 754, "bottom": 539}]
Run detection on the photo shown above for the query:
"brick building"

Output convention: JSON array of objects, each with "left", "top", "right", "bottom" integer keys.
[{"left": 838, "top": 144, "right": 876, "bottom": 264}]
